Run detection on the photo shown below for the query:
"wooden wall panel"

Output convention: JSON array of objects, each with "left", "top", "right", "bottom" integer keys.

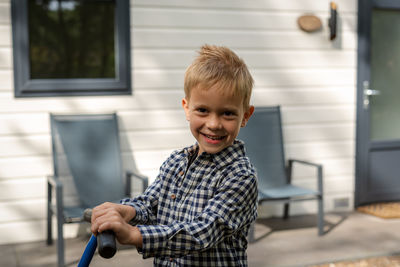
[{"left": 0, "top": 0, "right": 359, "bottom": 243}]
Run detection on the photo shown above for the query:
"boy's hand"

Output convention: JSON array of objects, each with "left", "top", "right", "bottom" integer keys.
[
  {"left": 91, "top": 202, "right": 142, "bottom": 247},
  {"left": 92, "top": 202, "right": 136, "bottom": 223}
]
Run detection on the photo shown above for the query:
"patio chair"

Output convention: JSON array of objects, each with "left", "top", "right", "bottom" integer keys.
[
  {"left": 47, "top": 113, "right": 148, "bottom": 267},
  {"left": 238, "top": 106, "right": 324, "bottom": 239}
]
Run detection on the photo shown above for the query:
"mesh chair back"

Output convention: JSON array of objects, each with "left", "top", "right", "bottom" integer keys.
[
  {"left": 51, "top": 113, "right": 124, "bottom": 208},
  {"left": 238, "top": 106, "right": 287, "bottom": 189}
]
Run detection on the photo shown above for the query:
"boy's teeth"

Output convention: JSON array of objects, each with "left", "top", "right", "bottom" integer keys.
[{"left": 205, "top": 134, "right": 223, "bottom": 140}]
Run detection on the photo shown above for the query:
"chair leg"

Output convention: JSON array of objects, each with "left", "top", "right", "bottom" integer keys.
[
  {"left": 47, "top": 182, "right": 53, "bottom": 245},
  {"left": 56, "top": 185, "right": 65, "bottom": 267},
  {"left": 57, "top": 220, "right": 65, "bottom": 267},
  {"left": 317, "top": 197, "right": 324, "bottom": 236},
  {"left": 283, "top": 203, "right": 290, "bottom": 219}
]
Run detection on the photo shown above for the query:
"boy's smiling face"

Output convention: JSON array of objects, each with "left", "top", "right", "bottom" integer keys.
[{"left": 182, "top": 84, "right": 254, "bottom": 155}]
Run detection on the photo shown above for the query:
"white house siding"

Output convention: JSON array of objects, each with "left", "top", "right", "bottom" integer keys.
[{"left": 0, "top": 0, "right": 357, "bottom": 244}]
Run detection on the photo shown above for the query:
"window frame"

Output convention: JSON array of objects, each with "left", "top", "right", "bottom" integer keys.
[{"left": 11, "top": 0, "right": 131, "bottom": 97}]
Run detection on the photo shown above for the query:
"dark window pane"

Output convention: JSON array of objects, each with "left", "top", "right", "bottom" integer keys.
[{"left": 28, "top": 0, "right": 116, "bottom": 79}]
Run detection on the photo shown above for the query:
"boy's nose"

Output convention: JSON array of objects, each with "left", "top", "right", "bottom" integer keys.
[{"left": 207, "top": 115, "right": 222, "bottom": 130}]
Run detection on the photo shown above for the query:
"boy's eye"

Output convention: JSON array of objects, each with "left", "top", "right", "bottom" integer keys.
[
  {"left": 223, "top": 111, "right": 236, "bottom": 117},
  {"left": 196, "top": 108, "right": 207, "bottom": 113}
]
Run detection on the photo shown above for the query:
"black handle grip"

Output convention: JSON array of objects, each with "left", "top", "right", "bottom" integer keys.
[
  {"left": 97, "top": 230, "right": 117, "bottom": 258},
  {"left": 83, "top": 209, "right": 117, "bottom": 259}
]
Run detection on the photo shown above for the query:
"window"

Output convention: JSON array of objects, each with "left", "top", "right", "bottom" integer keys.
[{"left": 11, "top": 0, "right": 131, "bottom": 97}]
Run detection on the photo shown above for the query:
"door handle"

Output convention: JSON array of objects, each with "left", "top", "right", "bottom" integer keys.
[
  {"left": 363, "top": 81, "right": 380, "bottom": 109},
  {"left": 364, "top": 89, "right": 380, "bottom": 96}
]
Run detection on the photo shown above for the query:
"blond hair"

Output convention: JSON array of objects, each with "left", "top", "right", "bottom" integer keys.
[{"left": 184, "top": 45, "right": 254, "bottom": 110}]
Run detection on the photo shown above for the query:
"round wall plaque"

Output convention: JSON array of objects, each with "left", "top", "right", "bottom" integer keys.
[{"left": 297, "top": 15, "right": 322, "bottom": 32}]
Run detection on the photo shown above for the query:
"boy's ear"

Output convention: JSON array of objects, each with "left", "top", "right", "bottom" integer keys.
[
  {"left": 182, "top": 98, "right": 190, "bottom": 121},
  {"left": 241, "top": 105, "right": 255, "bottom": 127}
]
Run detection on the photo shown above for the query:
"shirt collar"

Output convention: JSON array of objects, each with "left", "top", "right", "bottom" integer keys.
[{"left": 181, "top": 140, "right": 246, "bottom": 168}]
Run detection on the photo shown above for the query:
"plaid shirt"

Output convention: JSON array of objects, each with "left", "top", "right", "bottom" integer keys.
[{"left": 121, "top": 140, "right": 258, "bottom": 266}]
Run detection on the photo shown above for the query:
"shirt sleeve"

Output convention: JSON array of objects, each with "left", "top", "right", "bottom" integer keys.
[
  {"left": 120, "top": 156, "right": 171, "bottom": 225},
  {"left": 120, "top": 176, "right": 161, "bottom": 226},
  {"left": 137, "top": 167, "right": 258, "bottom": 259},
  {"left": 120, "top": 150, "right": 180, "bottom": 225}
]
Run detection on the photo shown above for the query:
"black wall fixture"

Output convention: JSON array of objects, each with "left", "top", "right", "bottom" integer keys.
[{"left": 329, "top": 1, "right": 337, "bottom": 40}]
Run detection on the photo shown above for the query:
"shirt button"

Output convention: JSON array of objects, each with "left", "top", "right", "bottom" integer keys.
[
  {"left": 171, "top": 194, "right": 176, "bottom": 200},
  {"left": 179, "top": 171, "right": 184, "bottom": 176}
]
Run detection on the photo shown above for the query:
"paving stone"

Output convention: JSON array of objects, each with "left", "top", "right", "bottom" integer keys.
[
  {"left": 0, "top": 243, "right": 17, "bottom": 267},
  {"left": 2, "top": 212, "right": 400, "bottom": 267}
]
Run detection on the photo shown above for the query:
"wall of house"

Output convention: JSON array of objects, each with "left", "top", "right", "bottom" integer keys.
[{"left": 0, "top": 0, "right": 357, "bottom": 244}]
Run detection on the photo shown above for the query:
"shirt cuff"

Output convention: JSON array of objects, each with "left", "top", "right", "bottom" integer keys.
[
  {"left": 136, "top": 224, "right": 174, "bottom": 259},
  {"left": 120, "top": 199, "right": 146, "bottom": 225}
]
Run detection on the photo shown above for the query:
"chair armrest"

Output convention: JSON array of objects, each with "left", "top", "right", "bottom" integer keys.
[
  {"left": 46, "top": 175, "right": 64, "bottom": 218},
  {"left": 288, "top": 159, "right": 323, "bottom": 195},
  {"left": 125, "top": 170, "right": 149, "bottom": 195},
  {"left": 288, "top": 159, "right": 322, "bottom": 168},
  {"left": 47, "top": 175, "right": 63, "bottom": 189}
]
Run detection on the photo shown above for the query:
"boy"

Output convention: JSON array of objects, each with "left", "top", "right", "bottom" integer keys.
[{"left": 91, "top": 44, "right": 258, "bottom": 266}]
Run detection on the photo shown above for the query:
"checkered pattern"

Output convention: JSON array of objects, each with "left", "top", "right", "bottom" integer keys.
[{"left": 120, "top": 140, "right": 258, "bottom": 266}]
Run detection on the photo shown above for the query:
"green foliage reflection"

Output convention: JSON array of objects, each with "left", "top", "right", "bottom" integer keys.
[{"left": 29, "top": 0, "right": 116, "bottom": 79}]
